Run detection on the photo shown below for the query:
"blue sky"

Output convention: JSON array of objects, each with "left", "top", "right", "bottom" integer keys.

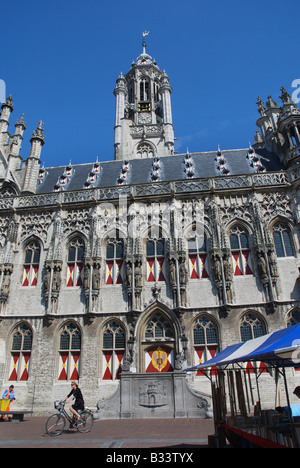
[{"left": 1, "top": 0, "right": 299, "bottom": 168}]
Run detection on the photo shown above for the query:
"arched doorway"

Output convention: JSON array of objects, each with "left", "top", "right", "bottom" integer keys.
[{"left": 140, "top": 310, "right": 177, "bottom": 373}]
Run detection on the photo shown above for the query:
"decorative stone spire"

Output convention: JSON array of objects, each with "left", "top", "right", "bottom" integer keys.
[
  {"left": 280, "top": 87, "right": 291, "bottom": 105},
  {"left": 0, "top": 95, "right": 14, "bottom": 144},
  {"left": 266, "top": 95, "right": 279, "bottom": 109},
  {"left": 29, "top": 120, "right": 45, "bottom": 159},
  {"left": 253, "top": 129, "right": 264, "bottom": 149},
  {"left": 279, "top": 86, "right": 299, "bottom": 118},
  {"left": 7, "top": 114, "right": 27, "bottom": 172},
  {"left": 22, "top": 121, "right": 45, "bottom": 194}
]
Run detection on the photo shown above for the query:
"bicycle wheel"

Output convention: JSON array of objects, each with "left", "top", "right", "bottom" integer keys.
[
  {"left": 45, "top": 414, "right": 66, "bottom": 436},
  {"left": 77, "top": 411, "right": 94, "bottom": 433}
]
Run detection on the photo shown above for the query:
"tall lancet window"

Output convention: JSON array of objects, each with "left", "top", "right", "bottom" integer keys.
[
  {"left": 102, "top": 321, "right": 126, "bottom": 380},
  {"left": 230, "top": 226, "right": 253, "bottom": 276},
  {"left": 22, "top": 241, "right": 40, "bottom": 287},
  {"left": 66, "top": 237, "right": 85, "bottom": 287},
  {"left": 140, "top": 78, "right": 150, "bottom": 102},
  {"left": 8, "top": 324, "right": 32, "bottom": 382},
  {"left": 105, "top": 238, "right": 124, "bottom": 285},
  {"left": 146, "top": 237, "right": 165, "bottom": 282}
]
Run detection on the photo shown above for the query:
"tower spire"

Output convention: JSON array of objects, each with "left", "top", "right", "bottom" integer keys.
[{"left": 142, "top": 30, "right": 150, "bottom": 54}]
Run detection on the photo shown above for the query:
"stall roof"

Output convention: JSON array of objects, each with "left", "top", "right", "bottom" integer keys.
[{"left": 185, "top": 324, "right": 300, "bottom": 371}]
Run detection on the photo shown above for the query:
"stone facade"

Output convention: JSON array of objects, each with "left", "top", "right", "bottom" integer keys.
[{"left": 0, "top": 43, "right": 300, "bottom": 416}]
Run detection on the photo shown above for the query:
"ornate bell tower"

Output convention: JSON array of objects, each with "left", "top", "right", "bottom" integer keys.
[{"left": 114, "top": 33, "right": 175, "bottom": 160}]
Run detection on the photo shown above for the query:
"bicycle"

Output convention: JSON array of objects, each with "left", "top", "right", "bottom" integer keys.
[{"left": 45, "top": 400, "right": 94, "bottom": 436}]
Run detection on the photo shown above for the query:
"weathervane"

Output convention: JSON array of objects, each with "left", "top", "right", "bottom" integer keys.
[{"left": 142, "top": 30, "right": 150, "bottom": 53}]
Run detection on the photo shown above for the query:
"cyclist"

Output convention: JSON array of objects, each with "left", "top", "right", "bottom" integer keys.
[{"left": 64, "top": 381, "right": 84, "bottom": 426}]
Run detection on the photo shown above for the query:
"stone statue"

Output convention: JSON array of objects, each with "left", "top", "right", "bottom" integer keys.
[
  {"left": 223, "top": 254, "right": 233, "bottom": 282},
  {"left": 43, "top": 269, "right": 51, "bottom": 293},
  {"left": 92, "top": 266, "right": 100, "bottom": 290},
  {"left": 52, "top": 268, "right": 61, "bottom": 293},
  {"left": 179, "top": 257, "right": 187, "bottom": 285},
  {"left": 2, "top": 271, "right": 11, "bottom": 296},
  {"left": 169, "top": 258, "right": 176, "bottom": 287},
  {"left": 212, "top": 255, "right": 222, "bottom": 282},
  {"left": 134, "top": 261, "right": 142, "bottom": 288},
  {"left": 126, "top": 261, "right": 132, "bottom": 288},
  {"left": 257, "top": 252, "right": 268, "bottom": 280},
  {"left": 83, "top": 267, "right": 90, "bottom": 290}
]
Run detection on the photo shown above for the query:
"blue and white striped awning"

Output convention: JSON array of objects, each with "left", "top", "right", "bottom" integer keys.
[{"left": 185, "top": 323, "right": 300, "bottom": 371}]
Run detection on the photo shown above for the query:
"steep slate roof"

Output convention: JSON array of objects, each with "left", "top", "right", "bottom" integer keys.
[{"left": 36, "top": 148, "right": 284, "bottom": 194}]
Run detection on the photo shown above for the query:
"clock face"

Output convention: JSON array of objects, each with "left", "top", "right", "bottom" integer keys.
[{"left": 138, "top": 113, "right": 152, "bottom": 124}]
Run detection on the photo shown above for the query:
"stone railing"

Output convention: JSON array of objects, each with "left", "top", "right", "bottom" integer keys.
[{"left": 0, "top": 171, "right": 290, "bottom": 211}]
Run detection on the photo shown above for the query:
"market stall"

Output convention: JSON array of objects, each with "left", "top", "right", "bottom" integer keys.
[{"left": 185, "top": 323, "right": 300, "bottom": 448}]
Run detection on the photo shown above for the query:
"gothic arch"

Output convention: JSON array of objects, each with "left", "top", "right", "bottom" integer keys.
[
  {"left": 268, "top": 216, "right": 296, "bottom": 258},
  {"left": 54, "top": 319, "right": 83, "bottom": 348},
  {"left": 238, "top": 310, "right": 268, "bottom": 342},
  {"left": 63, "top": 230, "right": 88, "bottom": 246},
  {"left": 140, "top": 223, "right": 169, "bottom": 242},
  {"left": 135, "top": 303, "right": 181, "bottom": 373},
  {"left": 286, "top": 307, "right": 300, "bottom": 326},
  {"left": 99, "top": 319, "right": 127, "bottom": 381},
  {"left": 99, "top": 317, "right": 127, "bottom": 339},
  {"left": 225, "top": 218, "right": 254, "bottom": 236},
  {"left": 102, "top": 227, "right": 127, "bottom": 242},
  {"left": 6, "top": 321, "right": 33, "bottom": 382},
  {"left": 135, "top": 141, "right": 157, "bottom": 159},
  {"left": 268, "top": 214, "right": 295, "bottom": 232},
  {"left": 7, "top": 320, "right": 33, "bottom": 348},
  {"left": 54, "top": 320, "right": 82, "bottom": 381},
  {"left": 136, "top": 302, "right": 181, "bottom": 338},
  {"left": 184, "top": 218, "right": 212, "bottom": 240},
  {"left": 191, "top": 313, "right": 220, "bottom": 339},
  {"left": 21, "top": 233, "right": 44, "bottom": 250},
  {"left": 184, "top": 223, "right": 212, "bottom": 250}
]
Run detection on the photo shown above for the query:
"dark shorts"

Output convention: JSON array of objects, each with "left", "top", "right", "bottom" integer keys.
[{"left": 72, "top": 400, "right": 84, "bottom": 412}]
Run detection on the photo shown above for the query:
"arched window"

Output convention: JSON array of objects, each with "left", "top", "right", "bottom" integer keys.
[
  {"left": 144, "top": 313, "right": 175, "bottom": 373},
  {"left": 137, "top": 143, "right": 154, "bottom": 159},
  {"left": 139, "top": 78, "right": 150, "bottom": 102},
  {"left": 146, "top": 237, "right": 165, "bottom": 282},
  {"left": 128, "top": 81, "right": 134, "bottom": 104},
  {"left": 230, "top": 225, "right": 253, "bottom": 276},
  {"left": 58, "top": 322, "right": 81, "bottom": 381},
  {"left": 287, "top": 309, "right": 300, "bottom": 327},
  {"left": 273, "top": 223, "right": 294, "bottom": 258},
  {"left": 154, "top": 80, "right": 160, "bottom": 103},
  {"left": 102, "top": 321, "right": 125, "bottom": 380},
  {"left": 105, "top": 238, "right": 124, "bottom": 285},
  {"left": 145, "top": 313, "right": 174, "bottom": 340},
  {"left": 66, "top": 237, "right": 85, "bottom": 287},
  {"left": 193, "top": 316, "right": 218, "bottom": 376},
  {"left": 22, "top": 240, "right": 41, "bottom": 287},
  {"left": 8, "top": 324, "right": 32, "bottom": 381},
  {"left": 240, "top": 313, "right": 266, "bottom": 342},
  {"left": 188, "top": 234, "right": 209, "bottom": 279}
]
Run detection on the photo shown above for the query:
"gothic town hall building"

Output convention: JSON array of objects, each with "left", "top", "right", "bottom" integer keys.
[{"left": 0, "top": 44, "right": 300, "bottom": 414}]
